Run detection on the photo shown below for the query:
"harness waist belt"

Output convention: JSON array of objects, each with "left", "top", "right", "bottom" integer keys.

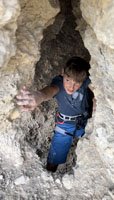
[{"left": 59, "top": 112, "right": 82, "bottom": 121}]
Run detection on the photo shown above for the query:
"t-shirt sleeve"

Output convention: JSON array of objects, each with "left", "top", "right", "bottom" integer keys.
[
  {"left": 51, "top": 75, "right": 62, "bottom": 87},
  {"left": 84, "top": 77, "right": 91, "bottom": 88},
  {"left": 51, "top": 75, "right": 63, "bottom": 98}
]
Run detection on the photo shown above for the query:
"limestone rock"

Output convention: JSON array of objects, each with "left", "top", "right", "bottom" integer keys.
[
  {"left": 0, "top": 0, "right": 20, "bottom": 69},
  {"left": 0, "top": 0, "right": 60, "bottom": 170},
  {"left": 0, "top": 0, "right": 114, "bottom": 199},
  {"left": 81, "top": 0, "right": 114, "bottom": 49},
  {"left": 0, "top": 73, "right": 20, "bottom": 117},
  {"left": 0, "top": 30, "right": 16, "bottom": 68},
  {"left": 14, "top": 175, "right": 29, "bottom": 185},
  {"left": 9, "top": 108, "right": 20, "bottom": 120},
  {"left": 82, "top": 26, "right": 114, "bottom": 181},
  {"left": 62, "top": 174, "right": 73, "bottom": 190},
  {"left": 0, "top": 0, "right": 20, "bottom": 27}
]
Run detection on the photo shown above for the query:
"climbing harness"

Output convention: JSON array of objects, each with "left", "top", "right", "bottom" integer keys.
[
  {"left": 58, "top": 112, "right": 82, "bottom": 121},
  {"left": 55, "top": 112, "right": 88, "bottom": 138},
  {"left": 56, "top": 112, "right": 82, "bottom": 125}
]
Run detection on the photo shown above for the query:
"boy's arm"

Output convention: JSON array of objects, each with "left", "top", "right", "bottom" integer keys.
[
  {"left": 40, "top": 85, "right": 59, "bottom": 101},
  {"left": 88, "top": 83, "right": 96, "bottom": 112},
  {"left": 16, "top": 84, "right": 59, "bottom": 111}
]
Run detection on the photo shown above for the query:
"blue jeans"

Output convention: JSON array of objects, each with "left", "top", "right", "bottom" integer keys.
[{"left": 47, "top": 121, "right": 86, "bottom": 164}]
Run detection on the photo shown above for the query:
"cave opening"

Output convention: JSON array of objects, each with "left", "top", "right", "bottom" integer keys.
[{"left": 25, "top": 0, "right": 91, "bottom": 174}]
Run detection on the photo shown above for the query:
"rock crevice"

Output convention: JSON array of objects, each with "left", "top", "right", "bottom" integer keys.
[{"left": 0, "top": 0, "right": 114, "bottom": 199}]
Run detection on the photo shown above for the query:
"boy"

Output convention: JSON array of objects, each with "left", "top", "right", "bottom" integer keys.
[{"left": 16, "top": 57, "right": 95, "bottom": 172}]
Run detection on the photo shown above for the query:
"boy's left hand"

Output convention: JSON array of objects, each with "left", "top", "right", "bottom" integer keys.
[{"left": 16, "top": 86, "right": 43, "bottom": 111}]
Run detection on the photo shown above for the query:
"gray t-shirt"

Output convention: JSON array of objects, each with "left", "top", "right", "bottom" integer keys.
[{"left": 51, "top": 75, "right": 91, "bottom": 116}]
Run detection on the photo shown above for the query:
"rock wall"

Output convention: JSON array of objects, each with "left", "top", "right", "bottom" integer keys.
[
  {"left": 0, "top": 0, "right": 114, "bottom": 199},
  {"left": 79, "top": 0, "right": 114, "bottom": 182},
  {"left": 0, "top": 1, "right": 20, "bottom": 68},
  {"left": 0, "top": 0, "right": 21, "bottom": 166},
  {"left": 0, "top": 0, "right": 60, "bottom": 167}
]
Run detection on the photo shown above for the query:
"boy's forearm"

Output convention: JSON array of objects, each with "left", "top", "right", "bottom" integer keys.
[
  {"left": 16, "top": 85, "right": 59, "bottom": 112},
  {"left": 40, "top": 85, "right": 59, "bottom": 101}
]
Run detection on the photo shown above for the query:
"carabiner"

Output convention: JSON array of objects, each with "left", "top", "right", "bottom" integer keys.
[{"left": 56, "top": 113, "right": 65, "bottom": 124}]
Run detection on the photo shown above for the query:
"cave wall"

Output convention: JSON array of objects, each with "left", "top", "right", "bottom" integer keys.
[
  {"left": 74, "top": 0, "right": 114, "bottom": 182},
  {"left": 0, "top": 0, "right": 114, "bottom": 199},
  {"left": 0, "top": 0, "right": 21, "bottom": 166},
  {"left": 0, "top": 0, "right": 60, "bottom": 166}
]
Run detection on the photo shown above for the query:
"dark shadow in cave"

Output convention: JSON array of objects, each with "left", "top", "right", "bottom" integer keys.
[
  {"left": 34, "top": 0, "right": 90, "bottom": 87},
  {"left": 26, "top": 0, "right": 91, "bottom": 174}
]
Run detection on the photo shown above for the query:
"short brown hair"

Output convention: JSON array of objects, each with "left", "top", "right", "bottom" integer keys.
[{"left": 64, "top": 57, "right": 90, "bottom": 83}]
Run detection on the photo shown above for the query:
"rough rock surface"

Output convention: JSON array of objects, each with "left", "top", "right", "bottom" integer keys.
[
  {"left": 0, "top": 0, "right": 20, "bottom": 68},
  {"left": 79, "top": 0, "right": 114, "bottom": 183},
  {"left": 81, "top": 0, "right": 114, "bottom": 49},
  {"left": 0, "top": 0, "right": 60, "bottom": 167},
  {"left": 0, "top": 0, "right": 114, "bottom": 199}
]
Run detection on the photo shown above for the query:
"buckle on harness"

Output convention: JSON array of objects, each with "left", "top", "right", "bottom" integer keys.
[
  {"left": 59, "top": 112, "right": 82, "bottom": 121},
  {"left": 56, "top": 112, "right": 88, "bottom": 125}
]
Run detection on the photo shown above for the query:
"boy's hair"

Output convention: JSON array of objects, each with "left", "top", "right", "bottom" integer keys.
[{"left": 64, "top": 57, "right": 90, "bottom": 83}]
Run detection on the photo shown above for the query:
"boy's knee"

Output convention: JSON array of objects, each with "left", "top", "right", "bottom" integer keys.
[{"left": 46, "top": 163, "right": 58, "bottom": 172}]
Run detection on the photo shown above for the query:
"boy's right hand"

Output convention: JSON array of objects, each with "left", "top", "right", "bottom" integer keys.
[{"left": 16, "top": 86, "right": 45, "bottom": 111}]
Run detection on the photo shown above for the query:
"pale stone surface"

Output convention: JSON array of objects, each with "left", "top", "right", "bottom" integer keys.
[
  {"left": 0, "top": 0, "right": 114, "bottom": 199},
  {"left": 0, "top": 2, "right": 20, "bottom": 168},
  {"left": 0, "top": 175, "right": 4, "bottom": 180},
  {"left": 0, "top": 0, "right": 20, "bottom": 68},
  {"left": 0, "top": 30, "right": 16, "bottom": 68},
  {"left": 0, "top": 73, "right": 20, "bottom": 122},
  {"left": 81, "top": 0, "right": 114, "bottom": 49},
  {"left": 0, "top": 0, "right": 60, "bottom": 169},
  {"left": 7, "top": 0, "right": 60, "bottom": 85},
  {"left": 9, "top": 108, "right": 20, "bottom": 120},
  {"left": 81, "top": 26, "right": 114, "bottom": 181},
  {"left": 73, "top": 0, "right": 114, "bottom": 196},
  {"left": 62, "top": 174, "right": 73, "bottom": 190},
  {"left": 55, "top": 178, "right": 62, "bottom": 185},
  {"left": 14, "top": 175, "right": 30, "bottom": 185},
  {"left": 72, "top": 0, "right": 114, "bottom": 189},
  {"left": 0, "top": 121, "right": 24, "bottom": 167},
  {"left": 0, "top": 0, "right": 20, "bottom": 27},
  {"left": 73, "top": 138, "right": 113, "bottom": 200}
]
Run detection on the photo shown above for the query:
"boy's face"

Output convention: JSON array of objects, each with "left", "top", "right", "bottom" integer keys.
[{"left": 63, "top": 73, "right": 83, "bottom": 95}]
